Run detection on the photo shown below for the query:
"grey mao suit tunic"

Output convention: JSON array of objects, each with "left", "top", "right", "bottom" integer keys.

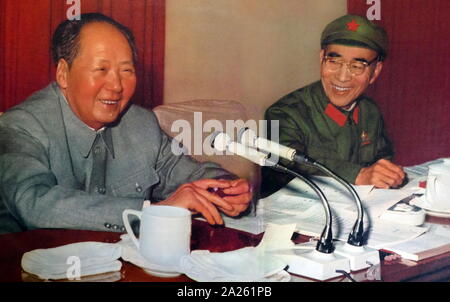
[{"left": 0, "top": 83, "right": 233, "bottom": 234}]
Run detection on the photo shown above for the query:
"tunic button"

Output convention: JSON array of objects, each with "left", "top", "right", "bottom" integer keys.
[
  {"left": 112, "top": 225, "right": 119, "bottom": 230},
  {"left": 98, "top": 186, "right": 106, "bottom": 194},
  {"left": 104, "top": 223, "right": 111, "bottom": 229}
]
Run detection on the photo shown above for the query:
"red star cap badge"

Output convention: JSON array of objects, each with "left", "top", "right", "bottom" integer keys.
[{"left": 346, "top": 19, "right": 360, "bottom": 32}]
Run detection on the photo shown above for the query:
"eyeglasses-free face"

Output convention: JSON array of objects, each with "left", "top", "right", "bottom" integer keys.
[
  {"left": 56, "top": 22, "right": 137, "bottom": 130},
  {"left": 320, "top": 44, "right": 383, "bottom": 109}
]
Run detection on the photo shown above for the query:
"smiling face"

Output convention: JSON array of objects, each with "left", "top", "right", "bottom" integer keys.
[
  {"left": 56, "top": 22, "right": 137, "bottom": 130},
  {"left": 320, "top": 44, "right": 383, "bottom": 109}
]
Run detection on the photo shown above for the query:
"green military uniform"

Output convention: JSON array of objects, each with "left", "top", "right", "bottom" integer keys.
[
  {"left": 261, "top": 15, "right": 392, "bottom": 197},
  {"left": 261, "top": 81, "right": 393, "bottom": 197}
]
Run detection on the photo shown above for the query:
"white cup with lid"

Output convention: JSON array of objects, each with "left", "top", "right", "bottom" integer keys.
[
  {"left": 122, "top": 205, "right": 192, "bottom": 270},
  {"left": 425, "top": 158, "right": 450, "bottom": 212}
]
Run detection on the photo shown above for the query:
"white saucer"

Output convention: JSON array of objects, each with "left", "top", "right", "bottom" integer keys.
[
  {"left": 143, "top": 268, "right": 181, "bottom": 278},
  {"left": 118, "top": 235, "right": 183, "bottom": 278},
  {"left": 423, "top": 209, "right": 450, "bottom": 218},
  {"left": 126, "top": 254, "right": 182, "bottom": 278},
  {"left": 411, "top": 196, "right": 450, "bottom": 217}
]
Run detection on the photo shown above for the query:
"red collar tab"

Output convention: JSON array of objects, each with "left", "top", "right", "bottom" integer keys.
[
  {"left": 352, "top": 106, "right": 360, "bottom": 124},
  {"left": 325, "top": 103, "right": 359, "bottom": 127}
]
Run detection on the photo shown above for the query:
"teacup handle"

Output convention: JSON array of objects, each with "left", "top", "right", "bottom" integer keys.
[
  {"left": 427, "top": 176, "right": 438, "bottom": 204},
  {"left": 122, "top": 209, "right": 142, "bottom": 249}
]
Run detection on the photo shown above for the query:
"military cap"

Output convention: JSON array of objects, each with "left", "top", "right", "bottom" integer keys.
[{"left": 321, "top": 14, "right": 388, "bottom": 60}]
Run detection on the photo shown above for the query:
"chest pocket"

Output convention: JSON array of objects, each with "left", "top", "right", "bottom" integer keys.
[
  {"left": 110, "top": 168, "right": 159, "bottom": 198},
  {"left": 358, "top": 138, "right": 377, "bottom": 164}
]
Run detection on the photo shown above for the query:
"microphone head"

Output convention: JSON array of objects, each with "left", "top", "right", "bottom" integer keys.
[
  {"left": 237, "top": 127, "right": 257, "bottom": 147},
  {"left": 210, "top": 131, "right": 231, "bottom": 152}
]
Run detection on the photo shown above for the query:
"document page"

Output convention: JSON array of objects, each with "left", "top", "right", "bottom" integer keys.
[
  {"left": 284, "top": 176, "right": 420, "bottom": 219},
  {"left": 262, "top": 192, "right": 427, "bottom": 248},
  {"left": 223, "top": 187, "right": 427, "bottom": 249},
  {"left": 224, "top": 159, "right": 447, "bottom": 253},
  {"left": 223, "top": 175, "right": 427, "bottom": 249},
  {"left": 384, "top": 224, "right": 450, "bottom": 260}
]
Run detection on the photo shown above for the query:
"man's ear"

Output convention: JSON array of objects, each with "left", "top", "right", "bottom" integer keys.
[
  {"left": 56, "top": 59, "right": 69, "bottom": 89},
  {"left": 369, "top": 61, "right": 383, "bottom": 85},
  {"left": 319, "top": 49, "right": 325, "bottom": 63}
]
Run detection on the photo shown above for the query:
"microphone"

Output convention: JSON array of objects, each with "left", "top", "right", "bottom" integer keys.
[
  {"left": 209, "top": 131, "right": 269, "bottom": 167},
  {"left": 238, "top": 128, "right": 365, "bottom": 247},
  {"left": 211, "top": 131, "right": 334, "bottom": 254},
  {"left": 238, "top": 128, "right": 380, "bottom": 271},
  {"left": 212, "top": 131, "right": 353, "bottom": 280},
  {"left": 238, "top": 127, "right": 315, "bottom": 165}
]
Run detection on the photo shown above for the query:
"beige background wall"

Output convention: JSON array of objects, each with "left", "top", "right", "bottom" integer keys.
[{"left": 164, "top": 0, "right": 347, "bottom": 121}]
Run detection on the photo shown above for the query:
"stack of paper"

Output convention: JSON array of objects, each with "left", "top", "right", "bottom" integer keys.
[
  {"left": 384, "top": 224, "right": 450, "bottom": 261},
  {"left": 222, "top": 158, "right": 450, "bottom": 259},
  {"left": 224, "top": 175, "right": 427, "bottom": 249}
]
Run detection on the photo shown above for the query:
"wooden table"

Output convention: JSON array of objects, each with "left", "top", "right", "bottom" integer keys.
[
  {"left": 1, "top": 217, "right": 449, "bottom": 282},
  {"left": 0, "top": 219, "right": 262, "bottom": 282}
]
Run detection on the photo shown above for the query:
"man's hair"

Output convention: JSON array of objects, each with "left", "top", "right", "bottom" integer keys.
[{"left": 51, "top": 13, "right": 138, "bottom": 67}]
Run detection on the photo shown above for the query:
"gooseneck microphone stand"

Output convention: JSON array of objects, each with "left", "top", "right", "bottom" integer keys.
[
  {"left": 266, "top": 158, "right": 334, "bottom": 254},
  {"left": 293, "top": 155, "right": 380, "bottom": 271},
  {"left": 295, "top": 155, "right": 364, "bottom": 247}
]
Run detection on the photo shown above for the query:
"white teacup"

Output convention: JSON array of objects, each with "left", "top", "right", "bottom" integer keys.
[
  {"left": 425, "top": 159, "right": 450, "bottom": 212},
  {"left": 122, "top": 205, "right": 192, "bottom": 269}
]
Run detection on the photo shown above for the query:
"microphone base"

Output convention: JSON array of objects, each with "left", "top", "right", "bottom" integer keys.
[
  {"left": 284, "top": 248, "right": 351, "bottom": 281},
  {"left": 333, "top": 241, "right": 380, "bottom": 271}
]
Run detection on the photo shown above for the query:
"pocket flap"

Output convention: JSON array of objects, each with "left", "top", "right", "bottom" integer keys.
[{"left": 110, "top": 168, "right": 159, "bottom": 197}]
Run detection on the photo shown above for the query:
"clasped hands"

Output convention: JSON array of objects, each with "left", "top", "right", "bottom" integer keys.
[{"left": 158, "top": 178, "right": 252, "bottom": 225}]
